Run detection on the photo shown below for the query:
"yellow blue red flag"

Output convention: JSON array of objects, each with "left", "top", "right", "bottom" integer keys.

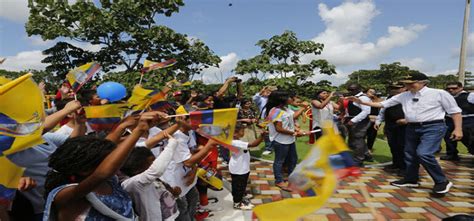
[
  {"left": 66, "top": 62, "right": 101, "bottom": 92},
  {"left": 84, "top": 104, "right": 128, "bottom": 131},
  {"left": 189, "top": 108, "right": 239, "bottom": 152},
  {"left": 253, "top": 123, "right": 361, "bottom": 221},
  {"left": 127, "top": 85, "right": 168, "bottom": 111},
  {"left": 141, "top": 58, "right": 177, "bottom": 73},
  {"left": 0, "top": 73, "right": 46, "bottom": 189}
]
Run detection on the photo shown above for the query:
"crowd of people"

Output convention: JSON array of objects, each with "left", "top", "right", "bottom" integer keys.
[{"left": 1, "top": 71, "right": 473, "bottom": 221}]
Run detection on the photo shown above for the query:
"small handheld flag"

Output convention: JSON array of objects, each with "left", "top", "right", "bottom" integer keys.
[
  {"left": 141, "top": 58, "right": 177, "bottom": 73},
  {"left": 84, "top": 104, "right": 129, "bottom": 132},
  {"left": 66, "top": 62, "right": 101, "bottom": 92},
  {"left": 189, "top": 108, "right": 239, "bottom": 152}
]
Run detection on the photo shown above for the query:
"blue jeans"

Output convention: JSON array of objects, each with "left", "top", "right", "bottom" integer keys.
[
  {"left": 404, "top": 123, "right": 448, "bottom": 184},
  {"left": 273, "top": 141, "right": 297, "bottom": 184}
]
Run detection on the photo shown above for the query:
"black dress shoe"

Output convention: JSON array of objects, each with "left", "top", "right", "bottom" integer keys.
[{"left": 440, "top": 155, "right": 460, "bottom": 161}]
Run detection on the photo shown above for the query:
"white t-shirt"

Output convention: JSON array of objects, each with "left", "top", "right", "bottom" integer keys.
[
  {"left": 54, "top": 123, "right": 94, "bottom": 136},
  {"left": 121, "top": 139, "right": 179, "bottom": 221},
  {"left": 135, "top": 127, "right": 167, "bottom": 156},
  {"left": 160, "top": 130, "right": 197, "bottom": 197},
  {"left": 312, "top": 101, "right": 334, "bottom": 129},
  {"left": 229, "top": 140, "right": 250, "bottom": 175},
  {"left": 268, "top": 108, "right": 296, "bottom": 144}
]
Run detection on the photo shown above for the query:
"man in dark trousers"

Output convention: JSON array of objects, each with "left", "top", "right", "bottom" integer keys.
[
  {"left": 441, "top": 81, "right": 474, "bottom": 161},
  {"left": 344, "top": 83, "right": 371, "bottom": 167},
  {"left": 375, "top": 83, "right": 407, "bottom": 176},
  {"left": 351, "top": 71, "right": 463, "bottom": 194}
]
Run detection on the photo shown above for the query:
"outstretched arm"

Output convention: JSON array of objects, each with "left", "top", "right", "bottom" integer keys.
[
  {"left": 127, "top": 133, "right": 178, "bottom": 185},
  {"left": 43, "top": 100, "right": 81, "bottom": 133},
  {"left": 183, "top": 139, "right": 218, "bottom": 168}
]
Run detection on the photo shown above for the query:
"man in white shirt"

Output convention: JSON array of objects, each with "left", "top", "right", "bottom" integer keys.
[
  {"left": 351, "top": 71, "right": 463, "bottom": 194},
  {"left": 344, "top": 83, "right": 372, "bottom": 167}
]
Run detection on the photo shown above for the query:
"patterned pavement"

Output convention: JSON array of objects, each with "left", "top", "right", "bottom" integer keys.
[{"left": 218, "top": 156, "right": 474, "bottom": 220}]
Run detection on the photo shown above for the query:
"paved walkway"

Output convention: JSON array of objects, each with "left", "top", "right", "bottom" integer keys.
[{"left": 218, "top": 156, "right": 474, "bottom": 220}]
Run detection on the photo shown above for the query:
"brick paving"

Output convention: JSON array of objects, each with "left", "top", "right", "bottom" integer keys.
[{"left": 218, "top": 156, "right": 474, "bottom": 220}]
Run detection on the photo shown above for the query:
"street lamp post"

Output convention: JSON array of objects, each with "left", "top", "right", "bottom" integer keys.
[{"left": 458, "top": 0, "right": 471, "bottom": 85}]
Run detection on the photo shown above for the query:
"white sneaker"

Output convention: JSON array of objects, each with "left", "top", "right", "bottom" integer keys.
[
  {"left": 244, "top": 193, "right": 253, "bottom": 200},
  {"left": 262, "top": 150, "right": 272, "bottom": 155},
  {"left": 233, "top": 201, "right": 254, "bottom": 210}
]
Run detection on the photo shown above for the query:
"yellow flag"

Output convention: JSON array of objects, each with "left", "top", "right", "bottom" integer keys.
[
  {"left": 0, "top": 156, "right": 25, "bottom": 188},
  {"left": 127, "top": 85, "right": 167, "bottom": 111},
  {"left": 189, "top": 108, "right": 239, "bottom": 151},
  {"left": 253, "top": 124, "right": 349, "bottom": 221},
  {"left": 0, "top": 74, "right": 45, "bottom": 189},
  {"left": 0, "top": 73, "right": 45, "bottom": 155}
]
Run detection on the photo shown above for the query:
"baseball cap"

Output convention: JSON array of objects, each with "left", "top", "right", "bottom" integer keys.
[{"left": 399, "top": 71, "right": 428, "bottom": 83}]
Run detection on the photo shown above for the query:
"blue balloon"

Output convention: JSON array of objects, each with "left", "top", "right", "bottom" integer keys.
[{"left": 97, "top": 82, "right": 127, "bottom": 102}]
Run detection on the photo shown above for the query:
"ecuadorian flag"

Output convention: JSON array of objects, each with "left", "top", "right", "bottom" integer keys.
[
  {"left": 127, "top": 85, "right": 167, "bottom": 111},
  {"left": 190, "top": 108, "right": 238, "bottom": 152},
  {"left": 142, "top": 58, "right": 177, "bottom": 73},
  {"left": 66, "top": 62, "right": 101, "bottom": 92},
  {"left": 0, "top": 73, "right": 45, "bottom": 189},
  {"left": 84, "top": 104, "right": 128, "bottom": 132},
  {"left": 253, "top": 123, "right": 361, "bottom": 221}
]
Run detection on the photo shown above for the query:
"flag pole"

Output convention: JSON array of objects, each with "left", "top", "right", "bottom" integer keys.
[
  {"left": 166, "top": 113, "right": 190, "bottom": 118},
  {"left": 138, "top": 73, "right": 144, "bottom": 85}
]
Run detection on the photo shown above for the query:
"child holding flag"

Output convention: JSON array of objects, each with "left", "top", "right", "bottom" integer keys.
[{"left": 230, "top": 123, "right": 265, "bottom": 210}]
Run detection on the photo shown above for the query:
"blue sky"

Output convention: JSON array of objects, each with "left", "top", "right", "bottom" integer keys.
[{"left": 0, "top": 0, "right": 472, "bottom": 85}]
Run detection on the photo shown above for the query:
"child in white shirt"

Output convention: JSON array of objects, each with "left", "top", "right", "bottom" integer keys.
[{"left": 230, "top": 123, "right": 265, "bottom": 210}]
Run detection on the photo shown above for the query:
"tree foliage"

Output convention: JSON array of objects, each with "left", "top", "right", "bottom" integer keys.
[
  {"left": 27, "top": 0, "right": 220, "bottom": 80},
  {"left": 234, "top": 31, "right": 336, "bottom": 84},
  {"left": 342, "top": 62, "right": 461, "bottom": 93}
]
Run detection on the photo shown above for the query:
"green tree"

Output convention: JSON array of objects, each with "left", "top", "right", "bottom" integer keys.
[
  {"left": 27, "top": 0, "right": 220, "bottom": 82},
  {"left": 342, "top": 62, "right": 412, "bottom": 92},
  {"left": 234, "top": 30, "right": 336, "bottom": 87},
  {"left": 428, "top": 74, "right": 458, "bottom": 89}
]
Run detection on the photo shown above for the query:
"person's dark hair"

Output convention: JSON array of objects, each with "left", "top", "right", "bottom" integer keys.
[
  {"left": 264, "top": 90, "right": 290, "bottom": 117},
  {"left": 79, "top": 89, "right": 97, "bottom": 105},
  {"left": 446, "top": 81, "right": 463, "bottom": 88},
  {"left": 44, "top": 136, "right": 116, "bottom": 197},
  {"left": 120, "top": 147, "right": 154, "bottom": 177},
  {"left": 315, "top": 90, "right": 328, "bottom": 99},
  {"left": 55, "top": 98, "right": 74, "bottom": 111}
]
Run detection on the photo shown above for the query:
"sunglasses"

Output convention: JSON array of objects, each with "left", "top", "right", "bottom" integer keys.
[{"left": 446, "top": 87, "right": 459, "bottom": 90}]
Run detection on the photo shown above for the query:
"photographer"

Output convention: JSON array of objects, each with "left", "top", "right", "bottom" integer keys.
[{"left": 212, "top": 77, "right": 243, "bottom": 109}]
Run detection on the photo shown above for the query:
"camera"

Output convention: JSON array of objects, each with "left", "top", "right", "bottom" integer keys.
[{"left": 235, "top": 78, "right": 242, "bottom": 83}]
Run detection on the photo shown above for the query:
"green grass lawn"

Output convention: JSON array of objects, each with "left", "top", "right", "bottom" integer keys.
[{"left": 250, "top": 120, "right": 470, "bottom": 164}]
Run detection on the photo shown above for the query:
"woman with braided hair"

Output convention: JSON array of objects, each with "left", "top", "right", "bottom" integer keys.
[{"left": 43, "top": 112, "right": 165, "bottom": 221}]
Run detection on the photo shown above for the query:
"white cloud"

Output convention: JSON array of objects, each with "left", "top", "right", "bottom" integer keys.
[
  {"left": 197, "top": 52, "right": 239, "bottom": 83},
  {"left": 0, "top": 0, "right": 29, "bottom": 23},
  {"left": 303, "top": 0, "right": 427, "bottom": 67},
  {"left": 398, "top": 57, "right": 436, "bottom": 73},
  {"left": 308, "top": 69, "right": 350, "bottom": 86},
  {"left": 1, "top": 50, "right": 47, "bottom": 71}
]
